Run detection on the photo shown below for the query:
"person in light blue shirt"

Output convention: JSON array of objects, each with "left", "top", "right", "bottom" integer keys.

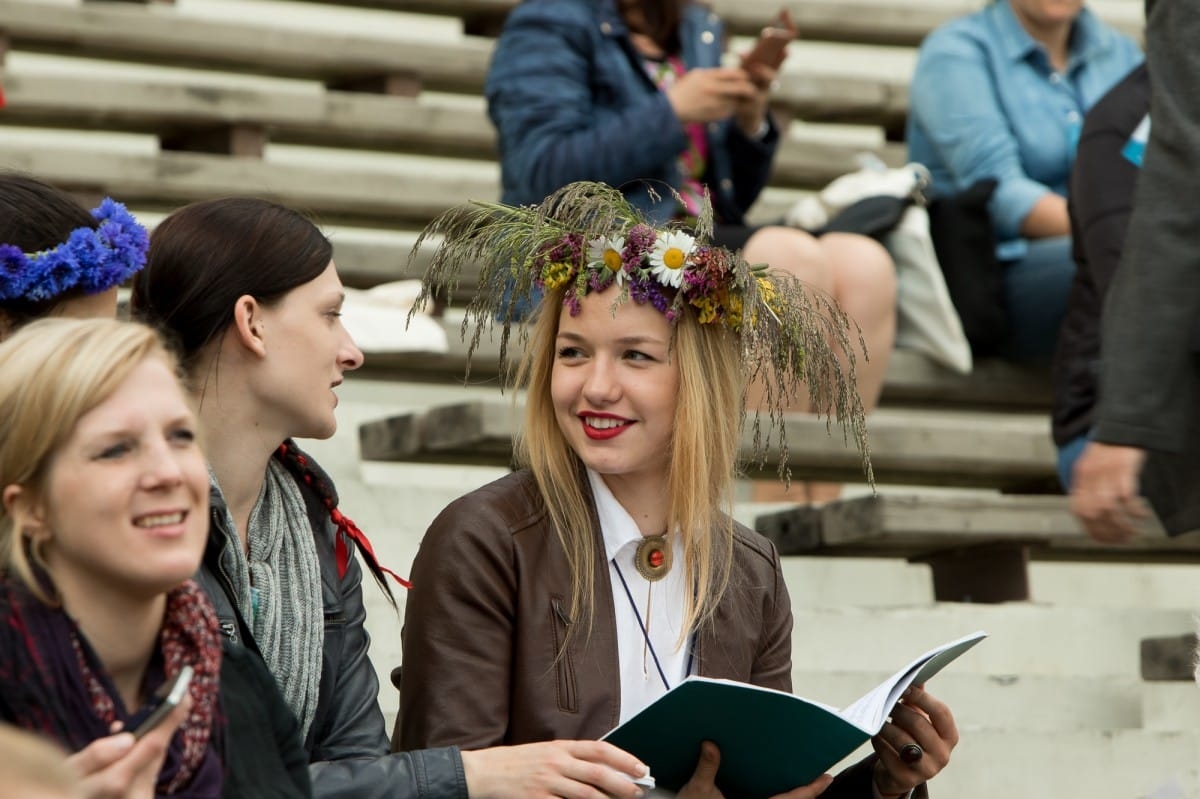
[{"left": 907, "top": 0, "right": 1141, "bottom": 361}]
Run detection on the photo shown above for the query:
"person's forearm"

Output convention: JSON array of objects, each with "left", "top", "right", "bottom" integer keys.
[{"left": 1018, "top": 192, "right": 1071, "bottom": 238}]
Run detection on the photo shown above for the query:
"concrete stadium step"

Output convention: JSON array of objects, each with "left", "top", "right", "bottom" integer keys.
[
  {"left": 378, "top": 711, "right": 1200, "bottom": 797},
  {"left": 789, "top": 670, "right": 1145, "bottom": 732},
  {"left": 871, "top": 728, "right": 1199, "bottom": 798},
  {"left": 1143, "top": 682, "right": 1200, "bottom": 731},
  {"left": 783, "top": 604, "right": 1192, "bottom": 679}
]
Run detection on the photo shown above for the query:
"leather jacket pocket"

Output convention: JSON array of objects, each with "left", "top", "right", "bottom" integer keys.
[{"left": 551, "top": 596, "right": 578, "bottom": 713}]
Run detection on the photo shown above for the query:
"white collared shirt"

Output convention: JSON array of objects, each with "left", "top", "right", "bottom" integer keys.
[{"left": 588, "top": 469, "right": 694, "bottom": 724}]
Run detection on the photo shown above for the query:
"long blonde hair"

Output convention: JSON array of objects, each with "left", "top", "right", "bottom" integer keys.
[
  {"left": 0, "top": 318, "right": 176, "bottom": 604},
  {"left": 514, "top": 288, "right": 744, "bottom": 644}
]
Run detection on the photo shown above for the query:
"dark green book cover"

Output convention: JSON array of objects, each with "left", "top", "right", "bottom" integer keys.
[{"left": 602, "top": 631, "right": 986, "bottom": 799}]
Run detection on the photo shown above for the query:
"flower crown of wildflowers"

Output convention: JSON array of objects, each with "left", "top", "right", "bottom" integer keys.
[
  {"left": 408, "top": 182, "right": 872, "bottom": 482},
  {"left": 0, "top": 198, "right": 149, "bottom": 303}
]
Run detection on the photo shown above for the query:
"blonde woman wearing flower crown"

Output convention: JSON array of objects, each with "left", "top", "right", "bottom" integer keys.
[
  {"left": 486, "top": 1, "right": 897, "bottom": 504},
  {"left": 396, "top": 184, "right": 958, "bottom": 799}
]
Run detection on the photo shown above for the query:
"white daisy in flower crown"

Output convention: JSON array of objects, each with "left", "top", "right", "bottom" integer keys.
[
  {"left": 587, "top": 234, "right": 626, "bottom": 285},
  {"left": 649, "top": 230, "right": 695, "bottom": 289}
]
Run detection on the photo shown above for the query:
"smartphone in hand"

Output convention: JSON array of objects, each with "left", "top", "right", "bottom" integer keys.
[
  {"left": 132, "top": 665, "right": 194, "bottom": 740},
  {"left": 741, "top": 9, "right": 797, "bottom": 72}
]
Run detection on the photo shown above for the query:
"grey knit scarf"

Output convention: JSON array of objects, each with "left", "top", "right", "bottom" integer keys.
[{"left": 211, "top": 459, "right": 324, "bottom": 740}]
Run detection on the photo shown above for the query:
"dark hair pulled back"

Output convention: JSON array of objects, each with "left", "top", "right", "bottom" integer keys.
[
  {"left": 131, "top": 197, "right": 332, "bottom": 369},
  {"left": 133, "top": 196, "right": 402, "bottom": 604}
]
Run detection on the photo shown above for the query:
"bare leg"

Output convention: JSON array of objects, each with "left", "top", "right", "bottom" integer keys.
[{"left": 743, "top": 227, "right": 896, "bottom": 503}]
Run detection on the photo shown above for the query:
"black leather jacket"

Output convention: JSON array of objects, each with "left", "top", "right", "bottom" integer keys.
[{"left": 197, "top": 444, "right": 467, "bottom": 799}]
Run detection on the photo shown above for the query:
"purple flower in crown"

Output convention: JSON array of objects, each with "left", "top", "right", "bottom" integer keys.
[
  {"left": 548, "top": 232, "right": 585, "bottom": 266},
  {"left": 94, "top": 199, "right": 150, "bottom": 283},
  {"left": 622, "top": 224, "right": 657, "bottom": 270},
  {"left": 588, "top": 266, "right": 615, "bottom": 293},
  {"left": 562, "top": 290, "right": 582, "bottom": 317},
  {"left": 25, "top": 249, "right": 77, "bottom": 302},
  {"left": 0, "top": 245, "right": 29, "bottom": 301},
  {"left": 628, "top": 275, "right": 673, "bottom": 315},
  {"left": 69, "top": 228, "right": 111, "bottom": 294}
]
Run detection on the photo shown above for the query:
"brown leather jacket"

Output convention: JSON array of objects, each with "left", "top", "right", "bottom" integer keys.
[{"left": 393, "top": 470, "right": 896, "bottom": 798}]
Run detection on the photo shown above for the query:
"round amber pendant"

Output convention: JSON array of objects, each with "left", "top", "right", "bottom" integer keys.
[{"left": 634, "top": 534, "right": 671, "bottom": 582}]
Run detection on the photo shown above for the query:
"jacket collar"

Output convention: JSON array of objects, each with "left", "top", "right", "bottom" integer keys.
[{"left": 989, "top": 0, "right": 1117, "bottom": 70}]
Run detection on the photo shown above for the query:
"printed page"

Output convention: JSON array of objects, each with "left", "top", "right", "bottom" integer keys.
[{"left": 839, "top": 631, "right": 987, "bottom": 733}]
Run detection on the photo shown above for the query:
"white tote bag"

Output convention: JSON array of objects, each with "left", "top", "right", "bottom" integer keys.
[{"left": 884, "top": 207, "right": 973, "bottom": 374}]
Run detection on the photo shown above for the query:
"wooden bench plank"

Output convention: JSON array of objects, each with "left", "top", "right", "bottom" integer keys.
[
  {"left": 756, "top": 492, "right": 1196, "bottom": 602},
  {"left": 0, "top": 0, "right": 493, "bottom": 92},
  {"left": 0, "top": 2, "right": 919, "bottom": 126},
  {"left": 795, "top": 493, "right": 1182, "bottom": 560},
  {"left": 358, "top": 399, "right": 1058, "bottom": 489},
  {"left": 0, "top": 71, "right": 902, "bottom": 189},
  {"left": 0, "top": 72, "right": 499, "bottom": 159},
  {"left": 355, "top": 324, "right": 1052, "bottom": 411},
  {"left": 0, "top": 142, "right": 497, "bottom": 226},
  {"left": 877, "top": 351, "right": 1050, "bottom": 408},
  {"left": 295, "top": 0, "right": 1144, "bottom": 46}
]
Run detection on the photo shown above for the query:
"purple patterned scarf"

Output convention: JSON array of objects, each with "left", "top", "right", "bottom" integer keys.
[{"left": 0, "top": 575, "right": 224, "bottom": 797}]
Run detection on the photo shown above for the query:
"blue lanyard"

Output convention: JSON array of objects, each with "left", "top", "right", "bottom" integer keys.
[{"left": 611, "top": 560, "right": 695, "bottom": 692}]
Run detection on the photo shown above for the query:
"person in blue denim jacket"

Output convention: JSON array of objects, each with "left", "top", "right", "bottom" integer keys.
[
  {"left": 488, "top": 0, "right": 897, "bottom": 505},
  {"left": 907, "top": 0, "right": 1141, "bottom": 361}
]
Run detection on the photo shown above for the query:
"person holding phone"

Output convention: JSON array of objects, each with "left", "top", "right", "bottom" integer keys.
[
  {"left": 0, "top": 318, "right": 216, "bottom": 798},
  {"left": 486, "top": 0, "right": 898, "bottom": 505},
  {"left": 0, "top": 318, "right": 311, "bottom": 799}
]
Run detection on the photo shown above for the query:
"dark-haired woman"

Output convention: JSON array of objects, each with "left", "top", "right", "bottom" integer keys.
[
  {"left": 133, "top": 197, "right": 651, "bottom": 799},
  {"left": 487, "top": 0, "right": 896, "bottom": 503},
  {"left": 0, "top": 172, "right": 148, "bottom": 337}
]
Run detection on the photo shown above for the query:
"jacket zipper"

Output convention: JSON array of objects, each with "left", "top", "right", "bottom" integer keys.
[{"left": 551, "top": 597, "right": 578, "bottom": 713}]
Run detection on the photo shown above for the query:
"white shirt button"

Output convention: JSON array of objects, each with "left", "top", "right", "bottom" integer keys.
[
  {"left": 600, "top": 21, "right": 612, "bottom": 35},
  {"left": 701, "top": 30, "right": 715, "bottom": 44},
  {"left": 1049, "top": 72, "right": 1062, "bottom": 84},
  {"left": 1067, "top": 110, "right": 1081, "bottom": 123}
]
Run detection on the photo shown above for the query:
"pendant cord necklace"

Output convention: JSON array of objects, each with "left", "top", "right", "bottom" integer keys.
[{"left": 611, "top": 559, "right": 694, "bottom": 692}]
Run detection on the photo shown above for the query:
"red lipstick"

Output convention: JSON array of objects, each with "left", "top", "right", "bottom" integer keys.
[{"left": 579, "top": 411, "right": 633, "bottom": 441}]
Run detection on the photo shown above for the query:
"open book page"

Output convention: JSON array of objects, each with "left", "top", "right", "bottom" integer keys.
[{"left": 839, "top": 631, "right": 988, "bottom": 733}]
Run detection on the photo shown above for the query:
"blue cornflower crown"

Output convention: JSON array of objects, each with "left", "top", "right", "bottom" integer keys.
[{"left": 0, "top": 198, "right": 149, "bottom": 303}]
